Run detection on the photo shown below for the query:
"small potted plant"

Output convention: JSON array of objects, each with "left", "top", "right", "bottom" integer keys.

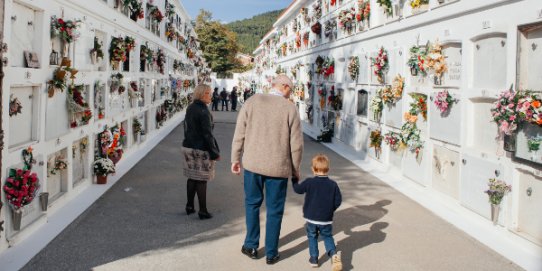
[
  {"left": 485, "top": 178, "right": 512, "bottom": 225},
  {"left": 92, "top": 158, "right": 116, "bottom": 184}
]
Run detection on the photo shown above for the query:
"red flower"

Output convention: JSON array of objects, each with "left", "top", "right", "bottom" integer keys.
[{"left": 58, "top": 18, "right": 65, "bottom": 25}]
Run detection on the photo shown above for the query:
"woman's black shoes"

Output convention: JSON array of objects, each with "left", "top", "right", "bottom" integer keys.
[
  {"left": 185, "top": 206, "right": 195, "bottom": 215},
  {"left": 198, "top": 211, "right": 212, "bottom": 219}
]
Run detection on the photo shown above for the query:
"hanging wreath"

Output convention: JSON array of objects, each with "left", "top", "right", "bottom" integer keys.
[
  {"left": 3, "top": 148, "right": 40, "bottom": 210},
  {"left": 9, "top": 96, "right": 23, "bottom": 117},
  {"left": 49, "top": 157, "right": 68, "bottom": 176},
  {"left": 67, "top": 84, "right": 92, "bottom": 128}
]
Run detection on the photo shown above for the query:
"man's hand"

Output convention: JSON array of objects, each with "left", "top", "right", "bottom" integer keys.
[{"left": 231, "top": 162, "right": 242, "bottom": 175}]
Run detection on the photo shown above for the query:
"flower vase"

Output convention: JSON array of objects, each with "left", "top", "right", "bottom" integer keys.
[
  {"left": 12, "top": 209, "right": 22, "bottom": 231},
  {"left": 434, "top": 75, "right": 442, "bottom": 85},
  {"left": 136, "top": 133, "right": 141, "bottom": 143},
  {"left": 410, "top": 67, "right": 418, "bottom": 76},
  {"left": 90, "top": 51, "right": 98, "bottom": 65},
  {"left": 490, "top": 204, "right": 500, "bottom": 225},
  {"left": 96, "top": 175, "right": 108, "bottom": 185},
  {"left": 130, "top": 12, "right": 138, "bottom": 21},
  {"left": 39, "top": 192, "right": 49, "bottom": 212},
  {"left": 62, "top": 42, "right": 70, "bottom": 58},
  {"left": 503, "top": 133, "right": 517, "bottom": 152}
]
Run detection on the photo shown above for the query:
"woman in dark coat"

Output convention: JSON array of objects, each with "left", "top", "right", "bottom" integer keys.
[{"left": 182, "top": 84, "right": 220, "bottom": 219}]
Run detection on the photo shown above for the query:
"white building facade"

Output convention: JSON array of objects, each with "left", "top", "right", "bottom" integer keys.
[
  {"left": 253, "top": 0, "right": 542, "bottom": 269},
  {"left": 0, "top": 0, "right": 207, "bottom": 260}
]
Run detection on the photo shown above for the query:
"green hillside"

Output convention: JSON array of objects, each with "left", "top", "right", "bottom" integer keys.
[{"left": 227, "top": 10, "right": 283, "bottom": 55}]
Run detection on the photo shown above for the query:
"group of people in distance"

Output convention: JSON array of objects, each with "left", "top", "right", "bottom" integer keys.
[
  {"left": 211, "top": 87, "right": 254, "bottom": 112},
  {"left": 180, "top": 75, "right": 343, "bottom": 271}
]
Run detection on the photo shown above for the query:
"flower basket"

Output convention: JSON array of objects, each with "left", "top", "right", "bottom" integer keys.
[{"left": 96, "top": 175, "right": 108, "bottom": 185}]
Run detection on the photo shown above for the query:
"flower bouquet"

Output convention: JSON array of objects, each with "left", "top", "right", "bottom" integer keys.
[
  {"left": 377, "top": 0, "right": 393, "bottom": 16},
  {"left": 324, "top": 19, "right": 337, "bottom": 39},
  {"left": 49, "top": 157, "right": 68, "bottom": 176},
  {"left": 90, "top": 37, "right": 104, "bottom": 64},
  {"left": 372, "top": 47, "right": 389, "bottom": 84},
  {"left": 9, "top": 96, "right": 23, "bottom": 117},
  {"left": 407, "top": 44, "right": 428, "bottom": 76},
  {"left": 409, "top": 93, "right": 427, "bottom": 120},
  {"left": 323, "top": 57, "right": 335, "bottom": 80},
  {"left": 369, "top": 130, "right": 383, "bottom": 158},
  {"left": 311, "top": 22, "right": 322, "bottom": 36},
  {"left": 123, "top": 0, "right": 144, "bottom": 21},
  {"left": 485, "top": 178, "right": 511, "bottom": 224},
  {"left": 425, "top": 40, "right": 448, "bottom": 85},
  {"left": 384, "top": 131, "right": 402, "bottom": 151},
  {"left": 51, "top": 16, "right": 81, "bottom": 57},
  {"left": 410, "top": 0, "right": 429, "bottom": 10},
  {"left": 313, "top": 1, "right": 322, "bottom": 19},
  {"left": 148, "top": 5, "right": 164, "bottom": 23},
  {"left": 339, "top": 7, "right": 356, "bottom": 34},
  {"left": 433, "top": 89, "right": 458, "bottom": 115},
  {"left": 357, "top": 0, "right": 371, "bottom": 26},
  {"left": 348, "top": 56, "right": 360, "bottom": 81},
  {"left": 109, "top": 36, "right": 126, "bottom": 69},
  {"left": 124, "top": 36, "right": 136, "bottom": 52},
  {"left": 401, "top": 112, "right": 424, "bottom": 157},
  {"left": 490, "top": 88, "right": 523, "bottom": 136},
  {"left": 370, "top": 94, "right": 383, "bottom": 121}
]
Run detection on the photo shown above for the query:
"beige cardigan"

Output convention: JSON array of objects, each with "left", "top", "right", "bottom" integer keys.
[{"left": 231, "top": 94, "right": 303, "bottom": 178}]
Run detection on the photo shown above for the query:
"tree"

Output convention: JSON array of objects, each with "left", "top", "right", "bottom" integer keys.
[{"left": 195, "top": 10, "right": 242, "bottom": 78}]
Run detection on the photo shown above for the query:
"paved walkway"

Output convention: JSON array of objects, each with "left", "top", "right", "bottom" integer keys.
[{"left": 22, "top": 111, "right": 522, "bottom": 271}]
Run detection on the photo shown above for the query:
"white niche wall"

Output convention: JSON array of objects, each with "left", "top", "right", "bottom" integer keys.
[
  {"left": 441, "top": 42, "right": 462, "bottom": 88},
  {"left": 471, "top": 33, "right": 507, "bottom": 91},
  {"left": 46, "top": 148, "right": 69, "bottom": 203},
  {"left": 72, "top": 137, "right": 90, "bottom": 187},
  {"left": 9, "top": 86, "right": 40, "bottom": 149},
  {"left": 516, "top": 169, "right": 542, "bottom": 245},
  {"left": 10, "top": 2, "right": 44, "bottom": 68},
  {"left": 465, "top": 97, "right": 499, "bottom": 154},
  {"left": 518, "top": 23, "right": 542, "bottom": 90},
  {"left": 432, "top": 145, "right": 460, "bottom": 199},
  {"left": 429, "top": 90, "right": 461, "bottom": 146},
  {"left": 45, "top": 88, "right": 70, "bottom": 140}
]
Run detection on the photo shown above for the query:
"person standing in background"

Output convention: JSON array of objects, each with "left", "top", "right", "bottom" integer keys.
[
  {"left": 220, "top": 88, "right": 229, "bottom": 111},
  {"left": 231, "top": 87, "right": 238, "bottom": 112},
  {"left": 212, "top": 87, "right": 220, "bottom": 111}
]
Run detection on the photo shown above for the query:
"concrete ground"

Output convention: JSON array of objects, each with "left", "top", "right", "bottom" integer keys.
[{"left": 22, "top": 110, "right": 522, "bottom": 271}]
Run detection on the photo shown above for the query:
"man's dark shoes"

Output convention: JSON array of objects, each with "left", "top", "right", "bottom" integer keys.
[
  {"left": 266, "top": 254, "right": 280, "bottom": 265},
  {"left": 185, "top": 206, "right": 195, "bottom": 215},
  {"left": 241, "top": 246, "right": 258, "bottom": 259},
  {"left": 198, "top": 211, "right": 212, "bottom": 220}
]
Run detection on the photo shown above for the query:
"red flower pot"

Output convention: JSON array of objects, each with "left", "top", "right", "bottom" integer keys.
[{"left": 96, "top": 175, "right": 107, "bottom": 185}]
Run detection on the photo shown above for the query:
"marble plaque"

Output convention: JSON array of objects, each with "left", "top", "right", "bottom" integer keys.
[
  {"left": 72, "top": 137, "right": 89, "bottom": 187},
  {"left": 517, "top": 170, "right": 542, "bottom": 244},
  {"left": 46, "top": 88, "right": 70, "bottom": 140},
  {"left": 467, "top": 98, "right": 499, "bottom": 154},
  {"left": 357, "top": 88, "right": 369, "bottom": 117},
  {"left": 10, "top": 3, "right": 36, "bottom": 67},
  {"left": 442, "top": 43, "right": 462, "bottom": 87},
  {"left": 473, "top": 34, "right": 507, "bottom": 90},
  {"left": 518, "top": 24, "right": 542, "bottom": 90},
  {"left": 384, "top": 99, "right": 403, "bottom": 129},
  {"left": 432, "top": 145, "right": 460, "bottom": 199},
  {"left": 9, "top": 86, "right": 35, "bottom": 148},
  {"left": 403, "top": 146, "right": 430, "bottom": 186},
  {"left": 358, "top": 54, "right": 370, "bottom": 85},
  {"left": 429, "top": 91, "right": 461, "bottom": 146}
]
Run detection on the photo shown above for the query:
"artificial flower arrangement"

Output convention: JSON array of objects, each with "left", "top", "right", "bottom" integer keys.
[
  {"left": 123, "top": 0, "right": 144, "bottom": 21},
  {"left": 323, "top": 57, "right": 335, "bottom": 80},
  {"left": 124, "top": 36, "right": 136, "bottom": 52},
  {"left": 401, "top": 112, "right": 424, "bottom": 157},
  {"left": 357, "top": 0, "right": 371, "bottom": 22},
  {"left": 157, "top": 48, "right": 166, "bottom": 74},
  {"left": 128, "top": 81, "right": 141, "bottom": 101},
  {"left": 133, "top": 118, "right": 143, "bottom": 135},
  {"left": 324, "top": 19, "right": 337, "bottom": 38},
  {"left": 407, "top": 44, "right": 428, "bottom": 76},
  {"left": 433, "top": 89, "right": 458, "bottom": 114},
  {"left": 315, "top": 55, "right": 325, "bottom": 75},
  {"left": 281, "top": 43, "right": 288, "bottom": 56},
  {"left": 67, "top": 84, "right": 93, "bottom": 128},
  {"left": 331, "top": 0, "right": 337, "bottom": 7},
  {"left": 50, "top": 16, "right": 81, "bottom": 44},
  {"left": 490, "top": 88, "right": 524, "bottom": 136},
  {"left": 99, "top": 125, "right": 124, "bottom": 165},
  {"left": 528, "top": 136, "right": 542, "bottom": 152},
  {"left": 338, "top": 7, "right": 356, "bottom": 34},
  {"left": 313, "top": 1, "right": 323, "bottom": 19},
  {"left": 311, "top": 22, "right": 322, "bottom": 36},
  {"left": 318, "top": 84, "right": 327, "bottom": 109},
  {"left": 303, "top": 32, "right": 310, "bottom": 47},
  {"left": 369, "top": 129, "right": 383, "bottom": 158},
  {"left": 3, "top": 147, "right": 39, "bottom": 210},
  {"left": 90, "top": 37, "right": 104, "bottom": 64},
  {"left": 376, "top": 0, "right": 393, "bottom": 17},
  {"left": 110, "top": 72, "right": 124, "bottom": 93},
  {"left": 409, "top": 93, "right": 428, "bottom": 121},
  {"left": 380, "top": 74, "right": 404, "bottom": 105},
  {"left": 148, "top": 5, "right": 164, "bottom": 23},
  {"left": 93, "top": 157, "right": 116, "bottom": 177},
  {"left": 384, "top": 131, "right": 402, "bottom": 151},
  {"left": 166, "top": 23, "right": 177, "bottom": 41},
  {"left": 485, "top": 178, "right": 511, "bottom": 205},
  {"left": 410, "top": 0, "right": 429, "bottom": 9},
  {"left": 295, "top": 32, "right": 302, "bottom": 49},
  {"left": 109, "top": 36, "right": 127, "bottom": 68},
  {"left": 371, "top": 47, "right": 389, "bottom": 84},
  {"left": 425, "top": 40, "right": 448, "bottom": 84},
  {"left": 48, "top": 58, "right": 77, "bottom": 98},
  {"left": 328, "top": 86, "right": 342, "bottom": 111},
  {"left": 140, "top": 43, "right": 154, "bottom": 66},
  {"left": 348, "top": 56, "right": 360, "bottom": 81},
  {"left": 9, "top": 96, "right": 23, "bottom": 117},
  {"left": 301, "top": 7, "right": 310, "bottom": 23},
  {"left": 49, "top": 156, "right": 68, "bottom": 176},
  {"left": 166, "top": 2, "right": 176, "bottom": 19},
  {"left": 370, "top": 92, "right": 383, "bottom": 121}
]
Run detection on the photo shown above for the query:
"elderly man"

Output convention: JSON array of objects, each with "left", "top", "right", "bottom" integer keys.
[{"left": 231, "top": 74, "right": 303, "bottom": 265}]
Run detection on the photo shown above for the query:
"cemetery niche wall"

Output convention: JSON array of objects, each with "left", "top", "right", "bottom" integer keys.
[
  {"left": 251, "top": 0, "right": 542, "bottom": 257},
  {"left": 0, "top": 0, "right": 204, "bottom": 252}
]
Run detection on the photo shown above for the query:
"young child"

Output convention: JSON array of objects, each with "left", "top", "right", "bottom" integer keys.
[{"left": 292, "top": 154, "right": 342, "bottom": 270}]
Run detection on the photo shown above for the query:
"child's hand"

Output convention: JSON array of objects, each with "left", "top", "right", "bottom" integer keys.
[{"left": 291, "top": 176, "right": 299, "bottom": 183}]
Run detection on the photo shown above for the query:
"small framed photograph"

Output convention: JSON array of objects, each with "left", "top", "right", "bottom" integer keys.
[{"left": 24, "top": 51, "right": 40, "bottom": 68}]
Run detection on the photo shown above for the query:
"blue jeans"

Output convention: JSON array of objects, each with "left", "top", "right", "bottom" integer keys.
[
  {"left": 243, "top": 170, "right": 288, "bottom": 258},
  {"left": 306, "top": 222, "right": 337, "bottom": 258}
]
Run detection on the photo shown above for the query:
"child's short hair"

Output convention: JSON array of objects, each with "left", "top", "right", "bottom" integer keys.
[{"left": 312, "top": 154, "right": 330, "bottom": 174}]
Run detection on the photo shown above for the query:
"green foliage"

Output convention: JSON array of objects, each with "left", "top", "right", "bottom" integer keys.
[{"left": 227, "top": 10, "right": 283, "bottom": 54}]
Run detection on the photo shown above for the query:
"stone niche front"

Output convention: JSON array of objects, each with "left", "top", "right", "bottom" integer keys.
[
  {"left": 47, "top": 148, "right": 69, "bottom": 203},
  {"left": 384, "top": 98, "right": 403, "bottom": 129},
  {"left": 357, "top": 88, "right": 369, "bottom": 117},
  {"left": 518, "top": 23, "right": 542, "bottom": 90},
  {"left": 9, "top": 86, "right": 39, "bottom": 149},
  {"left": 429, "top": 90, "right": 461, "bottom": 146},
  {"left": 109, "top": 81, "right": 128, "bottom": 117},
  {"left": 460, "top": 153, "right": 504, "bottom": 223},
  {"left": 466, "top": 97, "right": 499, "bottom": 154},
  {"left": 342, "top": 87, "right": 356, "bottom": 115},
  {"left": 472, "top": 33, "right": 507, "bottom": 90},
  {"left": 387, "top": 47, "right": 404, "bottom": 81},
  {"left": 441, "top": 42, "right": 462, "bottom": 88},
  {"left": 355, "top": 121, "right": 370, "bottom": 153},
  {"left": 5, "top": 158, "right": 44, "bottom": 238},
  {"left": 72, "top": 137, "right": 90, "bottom": 187},
  {"left": 402, "top": 143, "right": 431, "bottom": 187},
  {"left": 338, "top": 114, "right": 357, "bottom": 148},
  {"left": 432, "top": 145, "right": 460, "bottom": 199},
  {"left": 94, "top": 81, "right": 106, "bottom": 120},
  {"left": 517, "top": 169, "right": 542, "bottom": 245},
  {"left": 358, "top": 54, "right": 370, "bottom": 85},
  {"left": 10, "top": 2, "right": 42, "bottom": 68},
  {"left": 46, "top": 86, "right": 70, "bottom": 140}
]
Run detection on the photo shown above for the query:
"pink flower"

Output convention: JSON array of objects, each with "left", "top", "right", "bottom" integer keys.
[{"left": 509, "top": 115, "right": 516, "bottom": 121}]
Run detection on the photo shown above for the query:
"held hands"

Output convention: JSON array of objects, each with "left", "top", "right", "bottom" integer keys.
[{"left": 231, "top": 162, "right": 242, "bottom": 175}]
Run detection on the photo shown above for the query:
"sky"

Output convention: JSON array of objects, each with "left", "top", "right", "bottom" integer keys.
[{"left": 181, "top": 0, "right": 292, "bottom": 23}]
